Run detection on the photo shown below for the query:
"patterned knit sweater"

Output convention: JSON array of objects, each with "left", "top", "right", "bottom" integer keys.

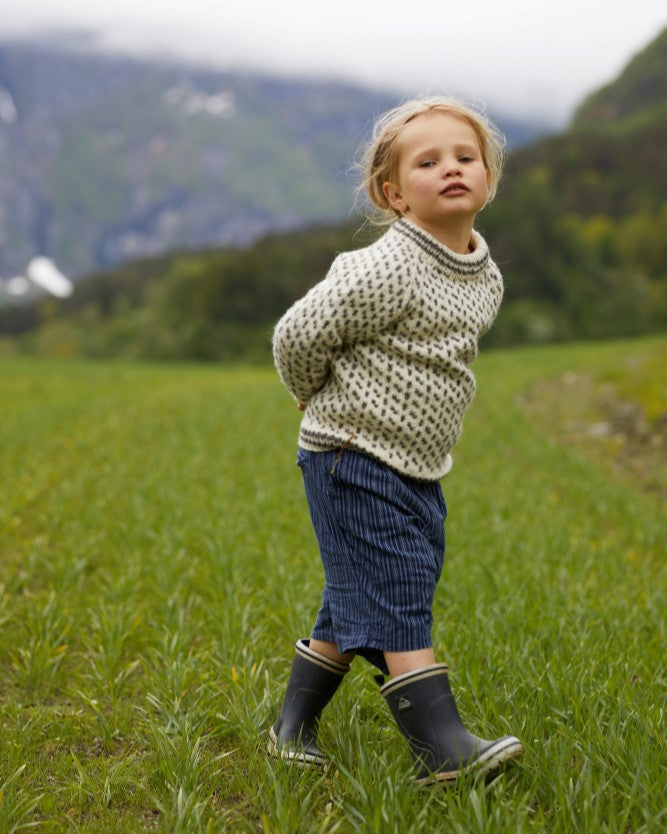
[{"left": 272, "top": 218, "right": 503, "bottom": 480}]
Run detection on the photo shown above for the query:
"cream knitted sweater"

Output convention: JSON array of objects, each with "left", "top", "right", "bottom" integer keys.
[{"left": 272, "top": 218, "right": 503, "bottom": 480}]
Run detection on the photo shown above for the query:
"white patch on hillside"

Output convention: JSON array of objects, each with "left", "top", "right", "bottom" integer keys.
[
  {"left": 26, "top": 258, "right": 74, "bottom": 298},
  {"left": 0, "top": 87, "right": 18, "bottom": 124},
  {"left": 163, "top": 83, "right": 235, "bottom": 119}
]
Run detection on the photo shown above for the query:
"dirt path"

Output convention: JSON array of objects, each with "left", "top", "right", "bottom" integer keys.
[{"left": 519, "top": 355, "right": 666, "bottom": 501}]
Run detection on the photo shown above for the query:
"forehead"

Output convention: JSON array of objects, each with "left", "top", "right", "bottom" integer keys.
[{"left": 397, "top": 110, "right": 481, "bottom": 155}]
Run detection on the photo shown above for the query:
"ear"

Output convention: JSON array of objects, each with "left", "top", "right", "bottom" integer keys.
[{"left": 382, "top": 181, "right": 408, "bottom": 213}]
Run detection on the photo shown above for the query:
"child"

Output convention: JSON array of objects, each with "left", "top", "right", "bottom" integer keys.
[{"left": 268, "top": 96, "right": 523, "bottom": 784}]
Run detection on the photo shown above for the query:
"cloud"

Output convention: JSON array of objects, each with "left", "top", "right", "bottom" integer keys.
[{"left": 3, "top": 0, "right": 666, "bottom": 122}]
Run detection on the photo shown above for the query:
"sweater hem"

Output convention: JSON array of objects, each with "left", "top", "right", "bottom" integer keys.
[{"left": 299, "top": 427, "right": 452, "bottom": 482}]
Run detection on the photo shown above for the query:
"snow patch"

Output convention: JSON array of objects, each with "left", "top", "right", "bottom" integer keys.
[
  {"left": 0, "top": 87, "right": 18, "bottom": 124},
  {"left": 26, "top": 258, "right": 74, "bottom": 298}
]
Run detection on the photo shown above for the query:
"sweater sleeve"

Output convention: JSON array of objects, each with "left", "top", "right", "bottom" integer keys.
[{"left": 272, "top": 250, "right": 412, "bottom": 404}]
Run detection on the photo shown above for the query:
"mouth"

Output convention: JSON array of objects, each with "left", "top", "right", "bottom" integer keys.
[{"left": 441, "top": 182, "right": 469, "bottom": 195}]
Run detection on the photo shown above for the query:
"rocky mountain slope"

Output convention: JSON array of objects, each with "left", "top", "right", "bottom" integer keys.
[{"left": 0, "top": 39, "right": 545, "bottom": 285}]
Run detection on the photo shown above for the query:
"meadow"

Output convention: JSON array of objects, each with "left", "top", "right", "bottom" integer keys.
[{"left": 0, "top": 337, "right": 664, "bottom": 833}]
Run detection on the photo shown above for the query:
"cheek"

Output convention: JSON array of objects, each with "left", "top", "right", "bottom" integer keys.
[
  {"left": 408, "top": 174, "right": 433, "bottom": 197},
  {"left": 474, "top": 168, "right": 490, "bottom": 195}
]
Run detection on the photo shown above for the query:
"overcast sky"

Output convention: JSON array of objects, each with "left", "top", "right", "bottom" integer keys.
[{"left": 4, "top": 0, "right": 666, "bottom": 124}]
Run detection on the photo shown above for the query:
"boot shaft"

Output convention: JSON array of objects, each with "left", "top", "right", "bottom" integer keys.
[
  {"left": 381, "top": 663, "right": 522, "bottom": 782},
  {"left": 279, "top": 639, "right": 349, "bottom": 721},
  {"left": 270, "top": 639, "right": 349, "bottom": 764}
]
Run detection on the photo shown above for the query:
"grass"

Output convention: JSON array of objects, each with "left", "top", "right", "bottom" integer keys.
[{"left": 0, "top": 337, "right": 664, "bottom": 832}]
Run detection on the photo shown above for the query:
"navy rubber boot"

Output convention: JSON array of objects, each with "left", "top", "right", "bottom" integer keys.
[
  {"left": 381, "top": 663, "right": 523, "bottom": 784},
  {"left": 268, "top": 639, "right": 349, "bottom": 765}
]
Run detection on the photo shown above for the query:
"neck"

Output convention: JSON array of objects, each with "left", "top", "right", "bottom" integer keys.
[{"left": 403, "top": 215, "right": 475, "bottom": 254}]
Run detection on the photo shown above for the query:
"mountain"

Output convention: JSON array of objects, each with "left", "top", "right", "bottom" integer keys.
[
  {"left": 2, "top": 28, "right": 665, "bottom": 356},
  {"left": 475, "top": 26, "right": 667, "bottom": 343},
  {"left": 0, "top": 39, "right": 546, "bottom": 288}
]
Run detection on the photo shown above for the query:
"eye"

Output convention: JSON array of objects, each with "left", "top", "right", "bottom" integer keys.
[
  {"left": 459, "top": 155, "right": 474, "bottom": 163},
  {"left": 419, "top": 160, "right": 436, "bottom": 168}
]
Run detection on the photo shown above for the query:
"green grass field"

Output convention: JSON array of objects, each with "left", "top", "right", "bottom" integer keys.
[{"left": 0, "top": 338, "right": 664, "bottom": 833}]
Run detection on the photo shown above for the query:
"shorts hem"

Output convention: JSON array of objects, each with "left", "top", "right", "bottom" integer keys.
[{"left": 310, "top": 629, "right": 433, "bottom": 657}]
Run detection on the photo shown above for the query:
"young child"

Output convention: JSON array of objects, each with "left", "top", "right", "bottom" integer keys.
[{"left": 268, "top": 96, "right": 523, "bottom": 784}]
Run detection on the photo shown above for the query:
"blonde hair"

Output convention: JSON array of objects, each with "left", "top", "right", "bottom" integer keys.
[{"left": 357, "top": 96, "right": 506, "bottom": 224}]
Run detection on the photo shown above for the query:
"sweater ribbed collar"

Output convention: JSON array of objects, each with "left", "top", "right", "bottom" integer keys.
[{"left": 393, "top": 218, "right": 489, "bottom": 277}]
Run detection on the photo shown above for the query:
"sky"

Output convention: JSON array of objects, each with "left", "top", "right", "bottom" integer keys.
[{"left": 3, "top": 0, "right": 666, "bottom": 125}]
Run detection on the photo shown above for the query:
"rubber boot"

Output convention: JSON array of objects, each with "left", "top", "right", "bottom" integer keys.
[
  {"left": 268, "top": 639, "right": 349, "bottom": 765},
  {"left": 381, "top": 663, "right": 523, "bottom": 784}
]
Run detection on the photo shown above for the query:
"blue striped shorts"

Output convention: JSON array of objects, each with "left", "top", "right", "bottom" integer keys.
[{"left": 297, "top": 447, "right": 447, "bottom": 675}]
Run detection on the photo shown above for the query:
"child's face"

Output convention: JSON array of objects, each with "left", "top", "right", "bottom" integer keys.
[{"left": 382, "top": 111, "right": 490, "bottom": 242}]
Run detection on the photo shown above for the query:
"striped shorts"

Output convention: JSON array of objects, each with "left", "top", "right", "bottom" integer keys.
[{"left": 297, "top": 447, "right": 447, "bottom": 675}]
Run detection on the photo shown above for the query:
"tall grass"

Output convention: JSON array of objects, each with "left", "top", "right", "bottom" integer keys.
[{"left": 0, "top": 338, "right": 664, "bottom": 832}]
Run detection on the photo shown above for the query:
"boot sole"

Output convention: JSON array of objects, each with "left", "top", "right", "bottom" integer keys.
[
  {"left": 267, "top": 727, "right": 328, "bottom": 767},
  {"left": 417, "top": 736, "right": 524, "bottom": 786}
]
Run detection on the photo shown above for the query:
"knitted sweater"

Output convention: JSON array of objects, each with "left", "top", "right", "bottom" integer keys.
[{"left": 272, "top": 218, "right": 503, "bottom": 480}]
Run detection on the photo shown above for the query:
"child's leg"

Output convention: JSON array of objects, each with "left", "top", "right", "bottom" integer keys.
[
  {"left": 309, "top": 639, "right": 356, "bottom": 666},
  {"left": 384, "top": 648, "right": 435, "bottom": 677},
  {"left": 309, "top": 644, "right": 433, "bottom": 677}
]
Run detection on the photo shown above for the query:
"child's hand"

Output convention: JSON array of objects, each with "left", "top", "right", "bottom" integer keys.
[{"left": 297, "top": 401, "right": 307, "bottom": 411}]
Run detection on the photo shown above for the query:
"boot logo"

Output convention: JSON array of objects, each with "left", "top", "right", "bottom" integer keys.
[{"left": 396, "top": 696, "right": 412, "bottom": 712}]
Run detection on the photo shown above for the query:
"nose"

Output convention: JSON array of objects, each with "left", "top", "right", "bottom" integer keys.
[{"left": 443, "top": 157, "right": 462, "bottom": 177}]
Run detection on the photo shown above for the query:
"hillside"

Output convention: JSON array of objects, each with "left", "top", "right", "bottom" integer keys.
[
  {"left": 476, "top": 26, "right": 667, "bottom": 343},
  {"left": 572, "top": 26, "right": 667, "bottom": 129},
  {"left": 0, "top": 39, "right": 544, "bottom": 286},
  {"left": 0, "top": 221, "right": 367, "bottom": 359},
  {"left": 1, "top": 28, "right": 665, "bottom": 357}
]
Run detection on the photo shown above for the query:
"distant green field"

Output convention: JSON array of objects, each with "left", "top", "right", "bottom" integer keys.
[{"left": 0, "top": 338, "right": 664, "bottom": 833}]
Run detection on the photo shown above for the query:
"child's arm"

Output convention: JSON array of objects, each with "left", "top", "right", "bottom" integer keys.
[{"left": 273, "top": 252, "right": 412, "bottom": 405}]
